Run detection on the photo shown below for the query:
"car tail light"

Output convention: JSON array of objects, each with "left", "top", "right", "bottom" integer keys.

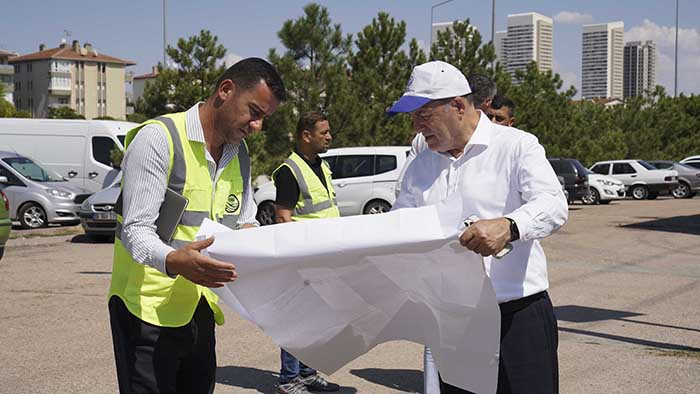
[
  {"left": 575, "top": 175, "right": 586, "bottom": 185},
  {"left": 0, "top": 190, "right": 8, "bottom": 211}
]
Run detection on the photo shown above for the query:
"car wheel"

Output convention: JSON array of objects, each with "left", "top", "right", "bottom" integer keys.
[
  {"left": 256, "top": 201, "right": 276, "bottom": 226},
  {"left": 647, "top": 192, "right": 658, "bottom": 200},
  {"left": 671, "top": 182, "right": 691, "bottom": 199},
  {"left": 19, "top": 203, "right": 47, "bottom": 229},
  {"left": 581, "top": 189, "right": 600, "bottom": 205},
  {"left": 630, "top": 185, "right": 648, "bottom": 200},
  {"left": 363, "top": 200, "right": 391, "bottom": 215}
]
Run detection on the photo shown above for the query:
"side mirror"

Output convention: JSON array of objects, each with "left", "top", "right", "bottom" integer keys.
[{"left": 0, "top": 176, "right": 7, "bottom": 184}]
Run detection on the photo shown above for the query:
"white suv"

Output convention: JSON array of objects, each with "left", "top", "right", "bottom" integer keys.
[
  {"left": 589, "top": 160, "right": 679, "bottom": 200},
  {"left": 254, "top": 146, "right": 410, "bottom": 225}
]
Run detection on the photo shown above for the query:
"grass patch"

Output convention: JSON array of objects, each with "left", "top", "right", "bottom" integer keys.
[{"left": 649, "top": 348, "right": 700, "bottom": 359}]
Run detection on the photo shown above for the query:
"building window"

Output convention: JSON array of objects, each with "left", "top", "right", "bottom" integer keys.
[
  {"left": 29, "top": 81, "right": 33, "bottom": 90},
  {"left": 58, "top": 97, "right": 68, "bottom": 105}
]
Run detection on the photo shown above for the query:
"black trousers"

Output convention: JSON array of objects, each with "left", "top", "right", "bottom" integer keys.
[
  {"left": 109, "top": 296, "right": 216, "bottom": 394},
  {"left": 440, "top": 291, "right": 559, "bottom": 394}
]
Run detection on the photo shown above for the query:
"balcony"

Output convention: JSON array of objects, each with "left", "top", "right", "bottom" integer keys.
[
  {"left": 48, "top": 83, "right": 72, "bottom": 96},
  {"left": 0, "top": 64, "right": 13, "bottom": 75}
]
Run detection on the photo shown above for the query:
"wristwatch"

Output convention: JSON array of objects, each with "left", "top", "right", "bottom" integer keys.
[{"left": 505, "top": 217, "right": 519, "bottom": 242}]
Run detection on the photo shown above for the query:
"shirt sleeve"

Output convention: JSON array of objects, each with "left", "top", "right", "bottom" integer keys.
[
  {"left": 273, "top": 165, "right": 300, "bottom": 209},
  {"left": 120, "top": 124, "right": 175, "bottom": 275},
  {"left": 505, "top": 134, "right": 568, "bottom": 241},
  {"left": 236, "top": 164, "right": 260, "bottom": 227},
  {"left": 391, "top": 160, "right": 419, "bottom": 211}
]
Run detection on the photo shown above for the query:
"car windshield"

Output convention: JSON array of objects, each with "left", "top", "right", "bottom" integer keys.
[
  {"left": 637, "top": 160, "right": 657, "bottom": 170},
  {"left": 2, "top": 157, "right": 66, "bottom": 182}
]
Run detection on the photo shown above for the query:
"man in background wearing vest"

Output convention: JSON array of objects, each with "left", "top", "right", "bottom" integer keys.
[
  {"left": 108, "top": 58, "right": 286, "bottom": 393},
  {"left": 271, "top": 111, "right": 341, "bottom": 394}
]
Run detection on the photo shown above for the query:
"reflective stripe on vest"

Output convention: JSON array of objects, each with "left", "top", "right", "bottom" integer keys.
[{"left": 273, "top": 152, "right": 340, "bottom": 220}]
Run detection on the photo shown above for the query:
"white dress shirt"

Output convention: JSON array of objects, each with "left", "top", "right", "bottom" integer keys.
[
  {"left": 393, "top": 112, "right": 568, "bottom": 303},
  {"left": 120, "top": 103, "right": 259, "bottom": 275}
]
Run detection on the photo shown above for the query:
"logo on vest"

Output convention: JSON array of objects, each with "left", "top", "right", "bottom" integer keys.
[{"left": 225, "top": 194, "right": 240, "bottom": 213}]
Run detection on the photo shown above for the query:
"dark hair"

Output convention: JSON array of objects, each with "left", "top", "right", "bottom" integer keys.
[
  {"left": 491, "top": 94, "right": 516, "bottom": 118},
  {"left": 466, "top": 74, "right": 497, "bottom": 108},
  {"left": 215, "top": 57, "right": 287, "bottom": 102},
  {"left": 296, "top": 111, "right": 328, "bottom": 138}
]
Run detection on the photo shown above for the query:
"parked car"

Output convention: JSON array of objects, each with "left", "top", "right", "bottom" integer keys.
[
  {"left": 79, "top": 183, "right": 120, "bottom": 240},
  {"left": 589, "top": 160, "right": 679, "bottom": 200},
  {"left": 0, "top": 151, "right": 90, "bottom": 228},
  {"left": 679, "top": 155, "right": 700, "bottom": 170},
  {"left": 254, "top": 146, "right": 411, "bottom": 225},
  {"left": 581, "top": 172, "right": 626, "bottom": 205},
  {"left": 557, "top": 176, "right": 569, "bottom": 202},
  {"left": 0, "top": 118, "right": 135, "bottom": 192},
  {"left": 547, "top": 158, "right": 590, "bottom": 203},
  {"left": 0, "top": 188, "right": 10, "bottom": 260},
  {"left": 646, "top": 160, "right": 700, "bottom": 199}
]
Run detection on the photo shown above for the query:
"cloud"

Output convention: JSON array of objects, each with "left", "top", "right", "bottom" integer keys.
[
  {"left": 626, "top": 19, "right": 700, "bottom": 52},
  {"left": 625, "top": 19, "right": 700, "bottom": 94},
  {"left": 553, "top": 11, "right": 593, "bottom": 25}
]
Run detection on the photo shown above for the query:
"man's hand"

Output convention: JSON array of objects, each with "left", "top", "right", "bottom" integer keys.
[
  {"left": 459, "top": 217, "right": 511, "bottom": 257},
  {"left": 165, "top": 237, "right": 237, "bottom": 288}
]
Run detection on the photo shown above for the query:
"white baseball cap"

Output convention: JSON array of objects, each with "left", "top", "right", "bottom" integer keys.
[{"left": 387, "top": 60, "right": 471, "bottom": 115}]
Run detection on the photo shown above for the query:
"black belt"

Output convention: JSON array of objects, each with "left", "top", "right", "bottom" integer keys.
[{"left": 499, "top": 290, "right": 548, "bottom": 315}]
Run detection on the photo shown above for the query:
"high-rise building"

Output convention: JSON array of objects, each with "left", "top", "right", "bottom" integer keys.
[
  {"left": 494, "top": 30, "right": 507, "bottom": 66},
  {"left": 581, "top": 22, "right": 624, "bottom": 99},
  {"left": 9, "top": 40, "right": 134, "bottom": 119},
  {"left": 503, "top": 13, "right": 553, "bottom": 77},
  {"left": 624, "top": 41, "right": 656, "bottom": 98}
]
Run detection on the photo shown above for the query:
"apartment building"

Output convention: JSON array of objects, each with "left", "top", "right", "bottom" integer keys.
[
  {"left": 0, "top": 49, "right": 18, "bottom": 102},
  {"left": 9, "top": 40, "right": 134, "bottom": 119},
  {"left": 623, "top": 40, "right": 656, "bottom": 98},
  {"left": 581, "top": 22, "right": 624, "bottom": 99},
  {"left": 503, "top": 13, "right": 553, "bottom": 77}
]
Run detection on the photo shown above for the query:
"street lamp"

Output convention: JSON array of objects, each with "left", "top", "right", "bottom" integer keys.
[
  {"left": 674, "top": 0, "right": 678, "bottom": 97},
  {"left": 430, "top": 0, "right": 456, "bottom": 58}
]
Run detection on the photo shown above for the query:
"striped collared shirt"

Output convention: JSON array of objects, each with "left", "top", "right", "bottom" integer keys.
[{"left": 120, "top": 103, "right": 258, "bottom": 275}]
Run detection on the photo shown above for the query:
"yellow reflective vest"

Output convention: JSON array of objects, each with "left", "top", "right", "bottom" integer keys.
[
  {"left": 109, "top": 112, "right": 250, "bottom": 327},
  {"left": 272, "top": 151, "right": 340, "bottom": 220}
]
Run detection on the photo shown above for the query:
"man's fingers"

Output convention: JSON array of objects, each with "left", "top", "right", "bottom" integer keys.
[
  {"left": 189, "top": 236, "right": 215, "bottom": 251},
  {"left": 197, "top": 255, "right": 236, "bottom": 271}
]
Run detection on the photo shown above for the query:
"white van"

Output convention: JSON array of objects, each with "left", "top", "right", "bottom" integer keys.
[{"left": 0, "top": 118, "right": 137, "bottom": 192}]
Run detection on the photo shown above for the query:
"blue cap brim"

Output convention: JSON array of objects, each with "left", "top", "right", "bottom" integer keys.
[{"left": 386, "top": 96, "right": 431, "bottom": 116}]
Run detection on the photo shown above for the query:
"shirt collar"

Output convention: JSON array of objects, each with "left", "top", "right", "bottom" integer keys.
[
  {"left": 465, "top": 110, "right": 493, "bottom": 148},
  {"left": 185, "top": 102, "right": 206, "bottom": 143},
  {"left": 437, "top": 110, "right": 492, "bottom": 160}
]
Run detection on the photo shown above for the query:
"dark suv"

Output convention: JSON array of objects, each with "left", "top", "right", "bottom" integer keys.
[{"left": 548, "top": 158, "right": 590, "bottom": 203}]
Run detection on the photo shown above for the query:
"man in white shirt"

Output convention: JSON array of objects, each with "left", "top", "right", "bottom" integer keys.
[{"left": 388, "top": 61, "right": 567, "bottom": 394}]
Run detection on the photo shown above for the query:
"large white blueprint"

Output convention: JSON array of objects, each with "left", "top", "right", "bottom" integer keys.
[{"left": 199, "top": 198, "right": 500, "bottom": 393}]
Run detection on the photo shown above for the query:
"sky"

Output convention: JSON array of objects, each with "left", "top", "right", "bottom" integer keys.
[{"left": 3, "top": 1, "right": 699, "bottom": 98}]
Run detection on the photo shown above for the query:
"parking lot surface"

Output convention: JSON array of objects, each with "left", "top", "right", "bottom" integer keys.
[{"left": 1, "top": 197, "right": 698, "bottom": 393}]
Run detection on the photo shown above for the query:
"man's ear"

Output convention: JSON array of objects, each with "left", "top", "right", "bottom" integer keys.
[
  {"left": 217, "top": 79, "right": 236, "bottom": 101},
  {"left": 301, "top": 130, "right": 312, "bottom": 143},
  {"left": 508, "top": 117, "right": 515, "bottom": 127},
  {"left": 453, "top": 97, "right": 466, "bottom": 116}
]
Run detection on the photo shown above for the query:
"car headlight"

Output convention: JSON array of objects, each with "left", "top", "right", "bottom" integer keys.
[
  {"left": 46, "top": 188, "right": 75, "bottom": 200},
  {"left": 596, "top": 179, "right": 617, "bottom": 186},
  {"left": 81, "top": 199, "right": 91, "bottom": 210}
]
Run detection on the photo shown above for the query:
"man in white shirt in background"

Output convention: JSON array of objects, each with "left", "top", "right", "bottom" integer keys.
[{"left": 388, "top": 60, "right": 567, "bottom": 394}]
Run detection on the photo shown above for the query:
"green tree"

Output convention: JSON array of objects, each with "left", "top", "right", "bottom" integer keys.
[
  {"left": 430, "top": 19, "right": 510, "bottom": 93},
  {"left": 262, "top": 3, "right": 353, "bottom": 175},
  {"left": 137, "top": 30, "right": 227, "bottom": 118},
  {"left": 347, "top": 12, "right": 426, "bottom": 146},
  {"left": 48, "top": 106, "right": 85, "bottom": 119}
]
